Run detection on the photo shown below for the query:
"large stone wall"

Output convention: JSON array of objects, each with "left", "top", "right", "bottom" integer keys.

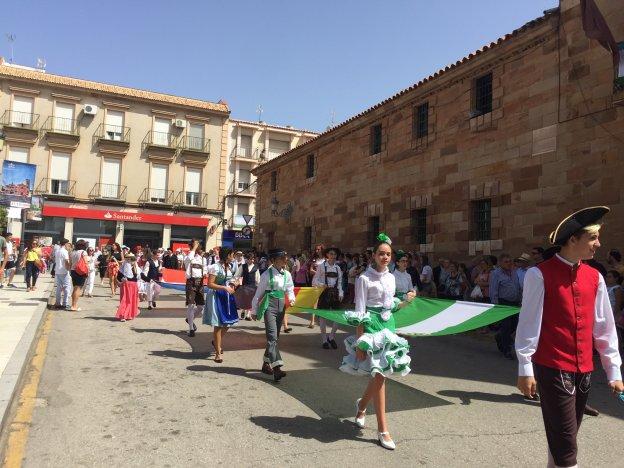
[{"left": 255, "top": 1, "right": 624, "bottom": 261}]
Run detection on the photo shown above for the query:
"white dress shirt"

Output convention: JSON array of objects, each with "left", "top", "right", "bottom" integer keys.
[
  {"left": 354, "top": 267, "right": 396, "bottom": 315},
  {"left": 515, "top": 254, "right": 622, "bottom": 382},
  {"left": 312, "top": 260, "right": 343, "bottom": 298},
  {"left": 251, "top": 266, "right": 296, "bottom": 314},
  {"left": 393, "top": 269, "right": 415, "bottom": 294},
  {"left": 184, "top": 253, "right": 207, "bottom": 279}
]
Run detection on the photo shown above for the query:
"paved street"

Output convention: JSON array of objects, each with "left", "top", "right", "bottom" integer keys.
[{"left": 2, "top": 282, "right": 623, "bottom": 467}]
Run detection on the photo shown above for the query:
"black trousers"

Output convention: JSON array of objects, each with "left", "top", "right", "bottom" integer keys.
[
  {"left": 496, "top": 299, "right": 520, "bottom": 353},
  {"left": 25, "top": 261, "right": 39, "bottom": 287},
  {"left": 534, "top": 363, "right": 591, "bottom": 467}
]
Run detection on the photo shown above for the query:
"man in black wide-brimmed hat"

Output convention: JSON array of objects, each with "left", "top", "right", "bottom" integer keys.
[{"left": 515, "top": 206, "right": 623, "bottom": 467}]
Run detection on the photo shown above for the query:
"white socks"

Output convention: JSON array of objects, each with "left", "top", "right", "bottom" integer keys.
[{"left": 186, "top": 305, "right": 196, "bottom": 332}]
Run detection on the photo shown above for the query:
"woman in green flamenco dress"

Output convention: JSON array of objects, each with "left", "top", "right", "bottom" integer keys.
[{"left": 339, "top": 233, "right": 415, "bottom": 450}]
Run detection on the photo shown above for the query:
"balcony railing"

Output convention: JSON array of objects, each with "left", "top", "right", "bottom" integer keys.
[
  {"left": 178, "top": 135, "right": 210, "bottom": 153},
  {"left": 139, "top": 187, "right": 175, "bottom": 205},
  {"left": 231, "top": 147, "right": 262, "bottom": 161},
  {"left": 42, "top": 116, "right": 80, "bottom": 135},
  {"left": 35, "top": 178, "right": 76, "bottom": 197},
  {"left": 228, "top": 181, "right": 257, "bottom": 196},
  {"left": 89, "top": 183, "right": 127, "bottom": 201},
  {"left": 1, "top": 110, "right": 40, "bottom": 130},
  {"left": 94, "top": 122, "right": 131, "bottom": 143},
  {"left": 175, "top": 191, "right": 208, "bottom": 208},
  {"left": 143, "top": 130, "right": 177, "bottom": 149}
]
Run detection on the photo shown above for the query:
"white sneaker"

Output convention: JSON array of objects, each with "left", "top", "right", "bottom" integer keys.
[
  {"left": 355, "top": 398, "right": 366, "bottom": 428},
  {"left": 378, "top": 432, "right": 396, "bottom": 450}
]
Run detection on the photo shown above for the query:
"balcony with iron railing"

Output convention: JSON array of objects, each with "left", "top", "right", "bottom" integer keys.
[
  {"left": 41, "top": 116, "right": 80, "bottom": 148},
  {"left": 89, "top": 183, "right": 127, "bottom": 204},
  {"left": 178, "top": 136, "right": 210, "bottom": 165},
  {"left": 35, "top": 178, "right": 76, "bottom": 199},
  {"left": 1, "top": 110, "right": 40, "bottom": 130},
  {"left": 139, "top": 187, "right": 175, "bottom": 205},
  {"left": 143, "top": 131, "right": 178, "bottom": 161},
  {"left": 93, "top": 123, "right": 131, "bottom": 154},
  {"left": 231, "top": 147, "right": 263, "bottom": 163},
  {"left": 227, "top": 180, "right": 257, "bottom": 197},
  {"left": 175, "top": 191, "right": 208, "bottom": 210}
]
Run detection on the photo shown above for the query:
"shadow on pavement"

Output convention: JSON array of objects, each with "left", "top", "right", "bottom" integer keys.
[
  {"left": 437, "top": 390, "right": 530, "bottom": 406},
  {"left": 249, "top": 415, "right": 367, "bottom": 444},
  {"left": 83, "top": 316, "right": 119, "bottom": 322}
]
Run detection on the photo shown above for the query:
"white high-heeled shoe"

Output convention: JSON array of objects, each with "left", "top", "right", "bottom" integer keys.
[
  {"left": 378, "top": 432, "right": 396, "bottom": 450},
  {"left": 355, "top": 398, "right": 366, "bottom": 428}
]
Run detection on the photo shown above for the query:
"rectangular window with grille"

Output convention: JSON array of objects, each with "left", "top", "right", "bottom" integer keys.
[
  {"left": 368, "top": 216, "right": 380, "bottom": 246},
  {"left": 304, "top": 226, "right": 312, "bottom": 252},
  {"left": 370, "top": 124, "right": 382, "bottom": 155},
  {"left": 472, "top": 199, "right": 492, "bottom": 241},
  {"left": 474, "top": 73, "right": 493, "bottom": 116},
  {"left": 411, "top": 208, "right": 427, "bottom": 245},
  {"left": 413, "top": 102, "right": 429, "bottom": 139},
  {"left": 270, "top": 171, "right": 277, "bottom": 192},
  {"left": 306, "top": 153, "right": 315, "bottom": 179}
]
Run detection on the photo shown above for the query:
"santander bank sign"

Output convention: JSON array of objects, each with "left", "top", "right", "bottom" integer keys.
[{"left": 42, "top": 205, "right": 210, "bottom": 227}]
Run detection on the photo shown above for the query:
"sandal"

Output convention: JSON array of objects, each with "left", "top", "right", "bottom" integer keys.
[{"left": 214, "top": 354, "right": 223, "bottom": 363}]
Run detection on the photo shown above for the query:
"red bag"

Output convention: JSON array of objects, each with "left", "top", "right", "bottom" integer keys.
[{"left": 75, "top": 253, "right": 89, "bottom": 276}]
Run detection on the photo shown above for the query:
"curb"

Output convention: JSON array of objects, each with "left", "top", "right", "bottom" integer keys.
[{"left": 0, "top": 278, "right": 53, "bottom": 440}]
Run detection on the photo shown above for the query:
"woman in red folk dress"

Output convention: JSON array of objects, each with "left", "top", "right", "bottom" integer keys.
[{"left": 115, "top": 253, "right": 140, "bottom": 322}]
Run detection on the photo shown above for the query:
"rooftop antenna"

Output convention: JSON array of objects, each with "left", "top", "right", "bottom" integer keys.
[
  {"left": 256, "top": 105, "right": 263, "bottom": 123},
  {"left": 6, "top": 34, "right": 16, "bottom": 63},
  {"left": 326, "top": 109, "right": 336, "bottom": 131},
  {"left": 36, "top": 57, "right": 46, "bottom": 71}
]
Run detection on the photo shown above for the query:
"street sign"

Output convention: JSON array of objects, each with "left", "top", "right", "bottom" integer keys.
[
  {"left": 242, "top": 214, "right": 253, "bottom": 226},
  {"left": 241, "top": 226, "right": 252, "bottom": 236}
]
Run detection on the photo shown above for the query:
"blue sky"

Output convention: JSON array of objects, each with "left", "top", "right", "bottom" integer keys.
[{"left": 3, "top": 0, "right": 558, "bottom": 132}]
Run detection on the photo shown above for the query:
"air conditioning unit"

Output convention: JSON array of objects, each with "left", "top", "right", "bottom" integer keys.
[
  {"left": 83, "top": 104, "right": 99, "bottom": 116},
  {"left": 174, "top": 119, "right": 187, "bottom": 129}
]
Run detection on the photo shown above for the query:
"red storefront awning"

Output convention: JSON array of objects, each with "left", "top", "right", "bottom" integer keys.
[{"left": 41, "top": 205, "right": 211, "bottom": 227}]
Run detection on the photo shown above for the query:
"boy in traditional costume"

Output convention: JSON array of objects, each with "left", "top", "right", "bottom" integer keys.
[
  {"left": 251, "top": 248, "right": 296, "bottom": 382},
  {"left": 183, "top": 240, "right": 207, "bottom": 337},
  {"left": 515, "top": 206, "right": 623, "bottom": 467},
  {"left": 312, "top": 247, "right": 344, "bottom": 349}
]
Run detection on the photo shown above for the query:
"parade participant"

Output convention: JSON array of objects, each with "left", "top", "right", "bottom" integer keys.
[
  {"left": 251, "top": 248, "right": 296, "bottom": 382},
  {"left": 307, "top": 244, "right": 325, "bottom": 328},
  {"left": 515, "top": 206, "right": 623, "bottom": 468},
  {"left": 392, "top": 250, "right": 416, "bottom": 300},
  {"left": 107, "top": 243, "right": 123, "bottom": 296},
  {"left": 115, "top": 253, "right": 140, "bottom": 322},
  {"left": 341, "top": 233, "right": 414, "bottom": 450},
  {"left": 141, "top": 248, "right": 162, "bottom": 310},
  {"left": 203, "top": 247, "right": 238, "bottom": 363},
  {"left": 234, "top": 252, "right": 260, "bottom": 320},
  {"left": 183, "top": 240, "right": 207, "bottom": 337},
  {"left": 312, "top": 247, "right": 344, "bottom": 349},
  {"left": 98, "top": 248, "right": 109, "bottom": 286},
  {"left": 82, "top": 247, "right": 97, "bottom": 298}
]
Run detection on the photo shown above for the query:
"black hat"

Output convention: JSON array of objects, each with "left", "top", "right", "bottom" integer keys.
[
  {"left": 549, "top": 206, "right": 609, "bottom": 246},
  {"left": 542, "top": 245, "right": 561, "bottom": 261},
  {"left": 268, "top": 248, "right": 287, "bottom": 259},
  {"left": 323, "top": 246, "right": 341, "bottom": 257}
]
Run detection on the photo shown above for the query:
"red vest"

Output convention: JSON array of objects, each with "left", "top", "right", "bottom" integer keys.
[{"left": 532, "top": 256, "right": 598, "bottom": 373}]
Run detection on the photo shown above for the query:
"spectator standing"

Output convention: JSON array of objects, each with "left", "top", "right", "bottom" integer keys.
[
  {"left": 418, "top": 255, "right": 436, "bottom": 297},
  {"left": 514, "top": 253, "right": 532, "bottom": 289},
  {"left": 607, "top": 249, "right": 624, "bottom": 276},
  {"left": 531, "top": 247, "right": 544, "bottom": 265},
  {"left": 21, "top": 240, "right": 42, "bottom": 291},
  {"left": 3, "top": 233, "right": 17, "bottom": 287},
  {"left": 69, "top": 240, "right": 89, "bottom": 311},
  {"left": 490, "top": 253, "right": 522, "bottom": 359},
  {"left": 473, "top": 257, "right": 493, "bottom": 302},
  {"left": 443, "top": 262, "right": 467, "bottom": 300},
  {"left": 0, "top": 232, "right": 7, "bottom": 288},
  {"left": 54, "top": 239, "right": 72, "bottom": 309},
  {"left": 83, "top": 247, "right": 97, "bottom": 297}
]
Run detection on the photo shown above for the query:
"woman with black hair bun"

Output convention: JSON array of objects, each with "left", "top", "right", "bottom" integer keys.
[
  {"left": 203, "top": 246, "right": 238, "bottom": 363},
  {"left": 341, "top": 233, "right": 415, "bottom": 450}
]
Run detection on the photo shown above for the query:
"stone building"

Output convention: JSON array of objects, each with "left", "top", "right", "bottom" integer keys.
[
  {"left": 0, "top": 59, "right": 229, "bottom": 249},
  {"left": 253, "top": 0, "right": 624, "bottom": 261},
  {"left": 222, "top": 119, "right": 317, "bottom": 249}
]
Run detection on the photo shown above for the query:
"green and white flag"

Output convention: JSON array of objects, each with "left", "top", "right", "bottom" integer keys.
[{"left": 290, "top": 295, "right": 519, "bottom": 337}]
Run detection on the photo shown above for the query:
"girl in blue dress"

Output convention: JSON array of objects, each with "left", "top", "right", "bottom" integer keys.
[{"left": 203, "top": 247, "right": 238, "bottom": 363}]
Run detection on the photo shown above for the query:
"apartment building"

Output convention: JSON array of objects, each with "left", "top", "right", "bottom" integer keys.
[
  {"left": 222, "top": 119, "right": 317, "bottom": 249},
  {"left": 0, "top": 59, "right": 230, "bottom": 249},
  {"left": 253, "top": 0, "right": 624, "bottom": 259}
]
